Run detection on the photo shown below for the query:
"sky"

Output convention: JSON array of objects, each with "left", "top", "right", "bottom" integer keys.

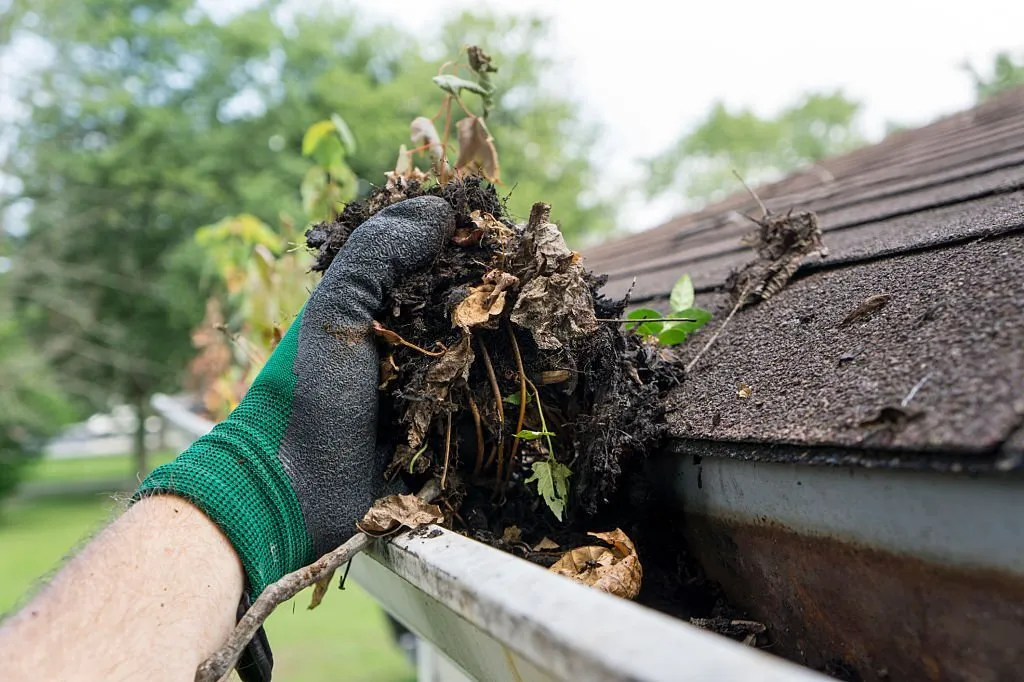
[
  {"left": 3, "top": 0, "right": 1024, "bottom": 233},
  {"left": 351, "top": 0, "right": 1024, "bottom": 230}
]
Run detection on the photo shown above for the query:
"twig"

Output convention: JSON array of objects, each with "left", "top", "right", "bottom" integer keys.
[
  {"left": 901, "top": 373, "right": 933, "bottom": 408},
  {"left": 733, "top": 170, "right": 768, "bottom": 220},
  {"left": 505, "top": 324, "right": 528, "bottom": 487},
  {"left": 595, "top": 317, "right": 700, "bottom": 323},
  {"left": 685, "top": 294, "right": 746, "bottom": 375},
  {"left": 371, "top": 321, "right": 445, "bottom": 357},
  {"left": 466, "top": 390, "right": 486, "bottom": 476},
  {"left": 195, "top": 533, "right": 373, "bottom": 682},
  {"left": 477, "top": 337, "right": 505, "bottom": 474},
  {"left": 440, "top": 410, "right": 453, "bottom": 490}
]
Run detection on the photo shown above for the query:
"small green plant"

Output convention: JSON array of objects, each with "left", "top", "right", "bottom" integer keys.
[
  {"left": 626, "top": 274, "right": 712, "bottom": 345},
  {"left": 519, "top": 381, "right": 570, "bottom": 520}
]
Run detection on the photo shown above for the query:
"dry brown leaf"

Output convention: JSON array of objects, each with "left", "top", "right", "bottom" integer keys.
[
  {"left": 453, "top": 285, "right": 506, "bottom": 330},
  {"left": 533, "top": 537, "right": 560, "bottom": 551},
  {"left": 410, "top": 116, "right": 445, "bottom": 163},
  {"left": 502, "top": 526, "right": 522, "bottom": 543},
  {"left": 379, "top": 355, "right": 399, "bottom": 390},
  {"left": 308, "top": 568, "right": 335, "bottom": 610},
  {"left": 356, "top": 493, "right": 444, "bottom": 536},
  {"left": 549, "top": 528, "right": 642, "bottom": 600},
  {"left": 737, "top": 383, "right": 752, "bottom": 399},
  {"left": 455, "top": 116, "right": 500, "bottom": 182}
]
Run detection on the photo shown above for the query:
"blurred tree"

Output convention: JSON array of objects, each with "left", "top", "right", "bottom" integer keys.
[
  {"left": 1, "top": 1, "right": 610, "bottom": 475},
  {"left": 0, "top": 278, "right": 75, "bottom": 510},
  {"left": 963, "top": 51, "right": 1024, "bottom": 102},
  {"left": 645, "top": 90, "right": 864, "bottom": 205}
]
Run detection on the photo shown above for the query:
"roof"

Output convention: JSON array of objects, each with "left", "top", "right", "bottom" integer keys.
[{"left": 585, "top": 88, "right": 1024, "bottom": 472}]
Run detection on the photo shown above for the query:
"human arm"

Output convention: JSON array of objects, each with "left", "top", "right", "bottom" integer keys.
[
  {"left": 0, "top": 496, "right": 244, "bottom": 682},
  {"left": 0, "top": 196, "right": 455, "bottom": 681}
]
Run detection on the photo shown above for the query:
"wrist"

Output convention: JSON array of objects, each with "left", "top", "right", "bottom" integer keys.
[{"left": 136, "top": 321, "right": 313, "bottom": 596}]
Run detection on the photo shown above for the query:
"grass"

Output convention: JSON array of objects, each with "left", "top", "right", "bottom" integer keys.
[
  {"left": 1, "top": 472, "right": 414, "bottom": 681},
  {"left": 24, "top": 451, "right": 177, "bottom": 485}
]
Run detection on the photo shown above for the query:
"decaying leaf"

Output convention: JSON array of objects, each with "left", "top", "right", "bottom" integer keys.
[
  {"left": 549, "top": 529, "right": 642, "bottom": 600},
  {"left": 511, "top": 271, "right": 598, "bottom": 350},
  {"left": 737, "top": 383, "right": 753, "bottom": 399},
  {"left": 308, "top": 568, "right": 335, "bottom": 610},
  {"left": 455, "top": 116, "right": 500, "bottom": 182},
  {"left": 410, "top": 116, "right": 445, "bottom": 163},
  {"left": 452, "top": 284, "right": 506, "bottom": 330},
  {"left": 402, "top": 334, "right": 474, "bottom": 447},
  {"left": 432, "top": 74, "right": 490, "bottom": 98},
  {"left": 525, "top": 459, "right": 571, "bottom": 520},
  {"left": 356, "top": 493, "right": 444, "bottom": 536},
  {"left": 726, "top": 209, "right": 827, "bottom": 308},
  {"left": 510, "top": 208, "right": 598, "bottom": 350},
  {"left": 838, "top": 293, "right": 891, "bottom": 328},
  {"left": 501, "top": 525, "right": 522, "bottom": 543},
  {"left": 379, "top": 354, "right": 399, "bottom": 389},
  {"left": 533, "top": 537, "right": 560, "bottom": 551}
]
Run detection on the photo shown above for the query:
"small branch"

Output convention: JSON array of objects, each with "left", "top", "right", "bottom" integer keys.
[
  {"left": 596, "top": 317, "right": 699, "bottom": 324},
  {"left": 685, "top": 296, "right": 745, "bottom": 375},
  {"left": 372, "top": 321, "right": 445, "bottom": 357},
  {"left": 505, "top": 324, "right": 528, "bottom": 487},
  {"left": 440, "top": 410, "right": 453, "bottom": 490},
  {"left": 477, "top": 337, "right": 504, "bottom": 474},
  {"left": 467, "top": 390, "right": 486, "bottom": 476},
  {"left": 901, "top": 372, "right": 933, "bottom": 408},
  {"left": 195, "top": 533, "right": 373, "bottom": 682}
]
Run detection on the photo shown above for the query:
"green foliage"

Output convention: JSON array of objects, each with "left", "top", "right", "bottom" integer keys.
[
  {"left": 525, "top": 460, "right": 572, "bottom": 521},
  {"left": 964, "top": 51, "right": 1024, "bottom": 102},
  {"left": 625, "top": 274, "right": 712, "bottom": 346},
  {"left": 300, "top": 117, "right": 358, "bottom": 221},
  {"left": 512, "top": 429, "right": 554, "bottom": 440},
  {"left": 0, "top": 284, "right": 74, "bottom": 506},
  {"left": 432, "top": 74, "right": 491, "bottom": 98},
  {"left": 503, "top": 392, "right": 532, "bottom": 406},
  {"left": 2, "top": 0, "right": 611, "bottom": 443},
  {"left": 647, "top": 91, "right": 864, "bottom": 203}
]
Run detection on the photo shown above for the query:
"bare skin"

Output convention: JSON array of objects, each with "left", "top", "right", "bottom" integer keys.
[{"left": 0, "top": 495, "right": 243, "bottom": 682}]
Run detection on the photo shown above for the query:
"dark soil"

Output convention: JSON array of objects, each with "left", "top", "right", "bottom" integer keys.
[{"left": 306, "top": 177, "right": 758, "bottom": 645}]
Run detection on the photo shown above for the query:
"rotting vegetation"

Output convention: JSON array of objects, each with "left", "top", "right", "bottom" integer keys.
[{"left": 201, "top": 45, "right": 830, "bottom": 679}]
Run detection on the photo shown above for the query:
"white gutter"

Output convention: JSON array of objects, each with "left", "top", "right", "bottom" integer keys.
[
  {"left": 151, "top": 393, "right": 827, "bottom": 681},
  {"left": 351, "top": 526, "right": 828, "bottom": 682}
]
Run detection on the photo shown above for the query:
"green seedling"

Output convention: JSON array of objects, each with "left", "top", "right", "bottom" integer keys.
[{"left": 626, "top": 274, "right": 712, "bottom": 346}]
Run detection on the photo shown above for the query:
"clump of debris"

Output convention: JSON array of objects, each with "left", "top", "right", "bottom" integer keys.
[{"left": 307, "top": 177, "right": 683, "bottom": 557}]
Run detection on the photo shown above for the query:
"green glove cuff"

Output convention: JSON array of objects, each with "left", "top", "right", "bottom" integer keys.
[{"left": 136, "top": 316, "right": 313, "bottom": 597}]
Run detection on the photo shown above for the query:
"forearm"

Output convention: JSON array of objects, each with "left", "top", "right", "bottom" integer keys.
[{"left": 0, "top": 495, "right": 244, "bottom": 682}]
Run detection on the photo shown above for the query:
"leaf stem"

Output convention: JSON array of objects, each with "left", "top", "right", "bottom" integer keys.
[
  {"left": 477, "top": 337, "right": 504, "bottom": 473},
  {"left": 595, "top": 317, "right": 700, "bottom": 323},
  {"left": 408, "top": 441, "right": 428, "bottom": 474},
  {"left": 525, "top": 377, "right": 555, "bottom": 461},
  {"left": 440, "top": 410, "right": 453, "bottom": 490},
  {"left": 466, "top": 389, "right": 486, "bottom": 476},
  {"left": 505, "top": 324, "right": 528, "bottom": 488}
]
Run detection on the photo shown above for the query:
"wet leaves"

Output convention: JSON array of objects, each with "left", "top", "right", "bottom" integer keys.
[
  {"left": 550, "top": 529, "right": 642, "bottom": 599},
  {"left": 356, "top": 493, "right": 444, "bottom": 536}
]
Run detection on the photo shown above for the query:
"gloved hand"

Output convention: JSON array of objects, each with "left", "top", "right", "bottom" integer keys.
[{"left": 136, "top": 196, "right": 454, "bottom": 680}]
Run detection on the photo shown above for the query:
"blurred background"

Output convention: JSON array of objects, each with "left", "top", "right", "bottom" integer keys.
[{"left": 1, "top": 0, "right": 1022, "bottom": 679}]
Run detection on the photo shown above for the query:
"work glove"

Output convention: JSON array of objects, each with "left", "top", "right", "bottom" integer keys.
[{"left": 136, "top": 196, "right": 454, "bottom": 680}]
